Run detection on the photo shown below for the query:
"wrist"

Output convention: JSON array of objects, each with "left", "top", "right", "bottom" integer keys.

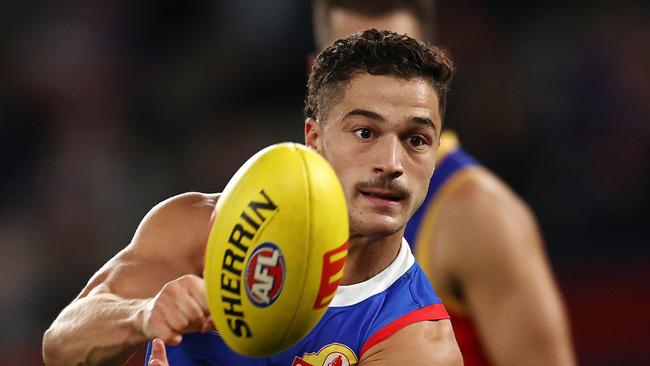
[{"left": 127, "top": 298, "right": 152, "bottom": 345}]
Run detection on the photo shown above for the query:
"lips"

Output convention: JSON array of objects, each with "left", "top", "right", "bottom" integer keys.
[{"left": 359, "top": 189, "right": 405, "bottom": 203}]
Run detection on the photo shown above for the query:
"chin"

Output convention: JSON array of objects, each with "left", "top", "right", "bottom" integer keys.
[{"left": 349, "top": 215, "right": 404, "bottom": 239}]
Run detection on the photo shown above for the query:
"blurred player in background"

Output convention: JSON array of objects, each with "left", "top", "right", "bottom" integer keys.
[
  {"left": 43, "top": 30, "right": 462, "bottom": 366},
  {"left": 312, "top": 1, "right": 576, "bottom": 365}
]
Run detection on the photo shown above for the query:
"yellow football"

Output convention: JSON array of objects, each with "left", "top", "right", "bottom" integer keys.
[{"left": 203, "top": 142, "right": 349, "bottom": 356}]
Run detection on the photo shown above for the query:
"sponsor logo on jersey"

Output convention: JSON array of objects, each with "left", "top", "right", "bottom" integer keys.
[
  {"left": 292, "top": 343, "right": 358, "bottom": 366},
  {"left": 244, "top": 242, "right": 285, "bottom": 307}
]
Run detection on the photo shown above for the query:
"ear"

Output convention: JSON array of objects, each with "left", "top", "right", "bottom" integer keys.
[{"left": 304, "top": 117, "right": 321, "bottom": 150}]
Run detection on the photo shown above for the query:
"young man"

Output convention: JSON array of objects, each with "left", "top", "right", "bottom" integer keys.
[
  {"left": 43, "top": 30, "right": 462, "bottom": 365},
  {"left": 312, "top": 1, "right": 576, "bottom": 365}
]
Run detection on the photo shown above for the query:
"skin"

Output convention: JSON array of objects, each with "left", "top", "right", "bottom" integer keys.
[
  {"left": 42, "top": 73, "right": 462, "bottom": 366},
  {"left": 307, "top": 73, "right": 462, "bottom": 365},
  {"left": 306, "top": 74, "right": 441, "bottom": 284},
  {"left": 318, "top": 7, "right": 576, "bottom": 366}
]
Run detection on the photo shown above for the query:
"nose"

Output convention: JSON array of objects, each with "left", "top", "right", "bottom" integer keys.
[{"left": 373, "top": 135, "right": 404, "bottom": 178}]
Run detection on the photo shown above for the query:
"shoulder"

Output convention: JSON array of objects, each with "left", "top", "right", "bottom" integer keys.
[
  {"left": 360, "top": 319, "right": 462, "bottom": 365},
  {"left": 134, "top": 192, "right": 219, "bottom": 241},
  {"left": 443, "top": 167, "right": 538, "bottom": 242},
  {"left": 79, "top": 192, "right": 221, "bottom": 299},
  {"left": 131, "top": 192, "right": 221, "bottom": 256},
  {"left": 441, "top": 166, "right": 527, "bottom": 215},
  {"left": 119, "top": 191, "right": 222, "bottom": 281},
  {"left": 141, "top": 191, "right": 220, "bottom": 226},
  {"left": 435, "top": 167, "right": 544, "bottom": 279}
]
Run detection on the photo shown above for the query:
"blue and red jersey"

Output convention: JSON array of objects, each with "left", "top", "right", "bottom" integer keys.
[{"left": 145, "top": 238, "right": 448, "bottom": 365}]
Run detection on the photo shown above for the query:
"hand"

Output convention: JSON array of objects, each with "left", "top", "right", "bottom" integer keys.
[
  {"left": 148, "top": 338, "right": 169, "bottom": 366},
  {"left": 141, "top": 274, "right": 215, "bottom": 345}
]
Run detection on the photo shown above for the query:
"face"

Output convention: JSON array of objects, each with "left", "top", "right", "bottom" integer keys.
[
  {"left": 305, "top": 73, "right": 441, "bottom": 238},
  {"left": 325, "top": 8, "right": 422, "bottom": 46}
]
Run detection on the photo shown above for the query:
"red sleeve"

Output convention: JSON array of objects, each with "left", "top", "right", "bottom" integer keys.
[{"left": 360, "top": 303, "right": 449, "bottom": 357}]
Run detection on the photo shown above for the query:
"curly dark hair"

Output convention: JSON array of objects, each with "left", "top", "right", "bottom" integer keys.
[{"left": 304, "top": 29, "right": 454, "bottom": 123}]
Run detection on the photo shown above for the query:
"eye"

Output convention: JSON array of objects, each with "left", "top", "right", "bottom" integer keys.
[
  {"left": 354, "top": 128, "right": 372, "bottom": 139},
  {"left": 409, "top": 135, "right": 427, "bottom": 147}
]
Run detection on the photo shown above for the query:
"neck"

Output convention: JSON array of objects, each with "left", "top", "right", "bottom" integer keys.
[{"left": 340, "top": 229, "right": 404, "bottom": 285}]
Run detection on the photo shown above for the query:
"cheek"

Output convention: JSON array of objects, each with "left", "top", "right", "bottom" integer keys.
[
  {"left": 329, "top": 155, "right": 358, "bottom": 195},
  {"left": 321, "top": 140, "right": 357, "bottom": 191},
  {"left": 416, "top": 153, "right": 436, "bottom": 176},
  {"left": 409, "top": 160, "right": 435, "bottom": 193}
]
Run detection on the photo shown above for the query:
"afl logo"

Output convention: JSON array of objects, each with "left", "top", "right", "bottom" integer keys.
[{"left": 245, "top": 242, "right": 285, "bottom": 307}]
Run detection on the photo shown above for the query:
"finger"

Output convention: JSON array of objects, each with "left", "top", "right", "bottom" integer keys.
[
  {"left": 156, "top": 298, "right": 193, "bottom": 334},
  {"left": 163, "top": 277, "right": 208, "bottom": 332},
  {"left": 142, "top": 301, "right": 183, "bottom": 345},
  {"left": 165, "top": 333, "right": 183, "bottom": 346},
  {"left": 144, "top": 308, "right": 182, "bottom": 345},
  {"left": 200, "top": 316, "right": 215, "bottom": 333},
  {"left": 174, "top": 288, "right": 207, "bottom": 325},
  {"left": 165, "top": 334, "right": 183, "bottom": 346},
  {"left": 184, "top": 276, "right": 210, "bottom": 316},
  {"left": 149, "top": 338, "right": 169, "bottom": 366},
  {"left": 147, "top": 319, "right": 183, "bottom": 345}
]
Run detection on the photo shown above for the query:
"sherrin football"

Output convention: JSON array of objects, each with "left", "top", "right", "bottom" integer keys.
[{"left": 204, "top": 142, "right": 349, "bottom": 356}]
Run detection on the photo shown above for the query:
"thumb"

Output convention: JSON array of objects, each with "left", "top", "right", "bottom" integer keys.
[{"left": 149, "top": 338, "right": 169, "bottom": 366}]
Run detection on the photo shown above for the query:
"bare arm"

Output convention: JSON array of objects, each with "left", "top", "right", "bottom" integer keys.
[
  {"left": 437, "top": 169, "right": 575, "bottom": 365},
  {"left": 359, "top": 319, "right": 463, "bottom": 365},
  {"left": 42, "top": 192, "right": 218, "bottom": 366}
]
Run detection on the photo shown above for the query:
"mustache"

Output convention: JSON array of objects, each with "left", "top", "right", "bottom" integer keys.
[{"left": 354, "top": 176, "right": 411, "bottom": 200}]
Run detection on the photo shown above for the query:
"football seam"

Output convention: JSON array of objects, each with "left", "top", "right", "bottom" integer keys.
[{"left": 278, "top": 143, "right": 312, "bottom": 349}]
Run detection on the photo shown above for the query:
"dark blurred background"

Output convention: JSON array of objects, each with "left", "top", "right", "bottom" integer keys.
[{"left": 0, "top": 0, "right": 648, "bottom": 365}]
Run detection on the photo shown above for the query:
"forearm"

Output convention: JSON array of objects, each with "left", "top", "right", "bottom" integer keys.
[{"left": 43, "top": 293, "right": 149, "bottom": 366}]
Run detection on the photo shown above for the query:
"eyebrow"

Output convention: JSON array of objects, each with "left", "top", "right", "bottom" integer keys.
[
  {"left": 343, "top": 109, "right": 385, "bottom": 122},
  {"left": 411, "top": 116, "right": 436, "bottom": 130},
  {"left": 343, "top": 108, "right": 437, "bottom": 133}
]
